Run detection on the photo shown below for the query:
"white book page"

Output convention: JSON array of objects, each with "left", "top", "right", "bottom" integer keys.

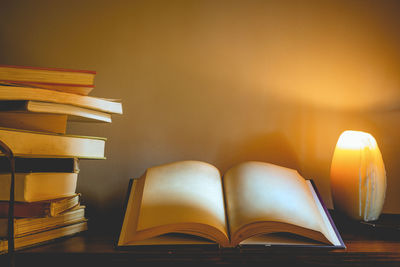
[
  {"left": 136, "top": 161, "right": 228, "bottom": 237},
  {"left": 223, "top": 161, "right": 337, "bottom": 245},
  {"left": 306, "top": 181, "right": 341, "bottom": 246}
]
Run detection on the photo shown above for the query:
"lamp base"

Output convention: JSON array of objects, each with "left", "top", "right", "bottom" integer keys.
[
  {"left": 359, "top": 214, "right": 400, "bottom": 231},
  {"left": 331, "top": 210, "right": 400, "bottom": 240}
]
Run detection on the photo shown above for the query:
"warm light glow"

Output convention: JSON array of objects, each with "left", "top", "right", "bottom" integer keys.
[
  {"left": 330, "top": 130, "right": 386, "bottom": 221},
  {"left": 336, "top": 130, "right": 377, "bottom": 150}
]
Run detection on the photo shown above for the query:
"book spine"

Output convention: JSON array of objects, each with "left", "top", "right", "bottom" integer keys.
[{"left": 0, "top": 203, "right": 50, "bottom": 218}]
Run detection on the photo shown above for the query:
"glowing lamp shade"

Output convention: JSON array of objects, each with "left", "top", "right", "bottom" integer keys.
[{"left": 330, "top": 130, "right": 386, "bottom": 221}]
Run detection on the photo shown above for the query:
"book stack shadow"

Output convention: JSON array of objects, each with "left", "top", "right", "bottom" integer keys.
[{"left": 0, "top": 65, "right": 122, "bottom": 253}]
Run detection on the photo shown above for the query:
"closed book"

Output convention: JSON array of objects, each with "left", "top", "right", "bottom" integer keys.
[
  {"left": 0, "top": 172, "right": 78, "bottom": 202},
  {"left": 0, "top": 81, "right": 94, "bottom": 96},
  {"left": 0, "top": 127, "right": 106, "bottom": 159},
  {"left": 0, "top": 65, "right": 95, "bottom": 95},
  {"left": 0, "top": 85, "right": 122, "bottom": 114},
  {"left": 0, "top": 221, "right": 88, "bottom": 254},
  {"left": 0, "top": 100, "right": 112, "bottom": 123},
  {"left": 0, "top": 205, "right": 86, "bottom": 238},
  {"left": 0, "top": 194, "right": 80, "bottom": 218},
  {"left": 0, "top": 157, "right": 79, "bottom": 173},
  {"left": 0, "top": 112, "right": 67, "bottom": 134}
]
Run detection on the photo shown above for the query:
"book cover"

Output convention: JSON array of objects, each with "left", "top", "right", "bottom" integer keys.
[
  {"left": 0, "top": 100, "right": 112, "bottom": 123},
  {"left": 0, "top": 157, "right": 79, "bottom": 173},
  {"left": 0, "top": 65, "right": 96, "bottom": 87},
  {"left": 0, "top": 221, "right": 88, "bottom": 254},
  {"left": 0, "top": 127, "right": 106, "bottom": 159},
  {"left": 0, "top": 85, "right": 122, "bottom": 114},
  {"left": 0, "top": 172, "right": 78, "bottom": 202},
  {"left": 0, "top": 205, "right": 86, "bottom": 238},
  {"left": 0, "top": 194, "right": 80, "bottom": 218}
]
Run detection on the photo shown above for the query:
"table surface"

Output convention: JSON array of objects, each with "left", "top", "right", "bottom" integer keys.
[{"left": 1, "top": 213, "right": 400, "bottom": 267}]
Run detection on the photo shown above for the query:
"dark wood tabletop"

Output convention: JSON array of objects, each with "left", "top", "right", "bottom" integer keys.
[{"left": 1, "top": 212, "right": 400, "bottom": 267}]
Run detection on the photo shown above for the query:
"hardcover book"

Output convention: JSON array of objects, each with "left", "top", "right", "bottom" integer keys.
[
  {"left": 118, "top": 161, "right": 345, "bottom": 248},
  {"left": 0, "top": 112, "right": 68, "bottom": 134},
  {"left": 0, "top": 127, "right": 106, "bottom": 159},
  {"left": 0, "top": 172, "right": 78, "bottom": 202},
  {"left": 0, "top": 221, "right": 88, "bottom": 254},
  {"left": 0, "top": 100, "right": 112, "bottom": 123},
  {"left": 0, "top": 85, "right": 122, "bottom": 114},
  {"left": 0, "top": 157, "right": 79, "bottom": 173},
  {"left": 0, "top": 65, "right": 96, "bottom": 95},
  {"left": 0, "top": 205, "right": 85, "bottom": 238},
  {"left": 0, "top": 194, "right": 80, "bottom": 218},
  {"left": 0, "top": 81, "right": 94, "bottom": 96}
]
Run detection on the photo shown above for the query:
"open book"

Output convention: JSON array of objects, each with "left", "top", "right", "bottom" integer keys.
[{"left": 118, "top": 161, "right": 345, "bottom": 248}]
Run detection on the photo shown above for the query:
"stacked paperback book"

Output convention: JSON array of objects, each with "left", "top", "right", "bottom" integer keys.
[{"left": 0, "top": 65, "right": 122, "bottom": 253}]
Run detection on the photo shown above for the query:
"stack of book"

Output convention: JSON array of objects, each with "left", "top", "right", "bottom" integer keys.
[{"left": 0, "top": 65, "right": 122, "bottom": 253}]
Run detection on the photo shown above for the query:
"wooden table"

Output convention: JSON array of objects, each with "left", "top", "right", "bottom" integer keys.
[{"left": 1, "top": 213, "right": 400, "bottom": 267}]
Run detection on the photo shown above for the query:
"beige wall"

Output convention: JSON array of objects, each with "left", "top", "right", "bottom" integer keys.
[{"left": 1, "top": 0, "right": 400, "bottom": 231}]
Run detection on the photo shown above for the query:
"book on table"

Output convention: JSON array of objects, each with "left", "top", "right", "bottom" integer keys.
[
  {"left": 0, "top": 65, "right": 122, "bottom": 133},
  {"left": 0, "top": 155, "right": 80, "bottom": 208},
  {"left": 0, "top": 101, "right": 113, "bottom": 133},
  {"left": 0, "top": 112, "right": 68, "bottom": 134},
  {"left": 0, "top": 159, "right": 87, "bottom": 253},
  {"left": 0, "top": 85, "right": 122, "bottom": 114},
  {"left": 0, "top": 205, "right": 86, "bottom": 238},
  {"left": 0, "top": 100, "right": 112, "bottom": 123},
  {"left": 0, "top": 64, "right": 121, "bottom": 254},
  {"left": 0, "top": 172, "right": 78, "bottom": 202},
  {"left": 0, "top": 221, "right": 88, "bottom": 254},
  {"left": 0, "top": 194, "right": 80, "bottom": 218},
  {"left": 118, "top": 160, "right": 345, "bottom": 248},
  {"left": 0, "top": 167, "right": 87, "bottom": 253},
  {"left": 0, "top": 157, "right": 79, "bottom": 173},
  {"left": 0, "top": 65, "right": 96, "bottom": 95},
  {"left": 0, "top": 127, "right": 106, "bottom": 159}
]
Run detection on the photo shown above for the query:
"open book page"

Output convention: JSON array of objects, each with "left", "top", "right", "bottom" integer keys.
[
  {"left": 240, "top": 232, "right": 325, "bottom": 246},
  {"left": 118, "top": 178, "right": 143, "bottom": 246},
  {"left": 223, "top": 161, "right": 337, "bottom": 246},
  {"left": 134, "top": 160, "right": 229, "bottom": 244}
]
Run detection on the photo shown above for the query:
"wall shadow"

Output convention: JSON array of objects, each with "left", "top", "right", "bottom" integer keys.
[{"left": 215, "top": 132, "right": 299, "bottom": 175}]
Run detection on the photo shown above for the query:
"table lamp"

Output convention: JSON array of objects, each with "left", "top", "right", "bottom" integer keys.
[{"left": 330, "top": 130, "right": 386, "bottom": 222}]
